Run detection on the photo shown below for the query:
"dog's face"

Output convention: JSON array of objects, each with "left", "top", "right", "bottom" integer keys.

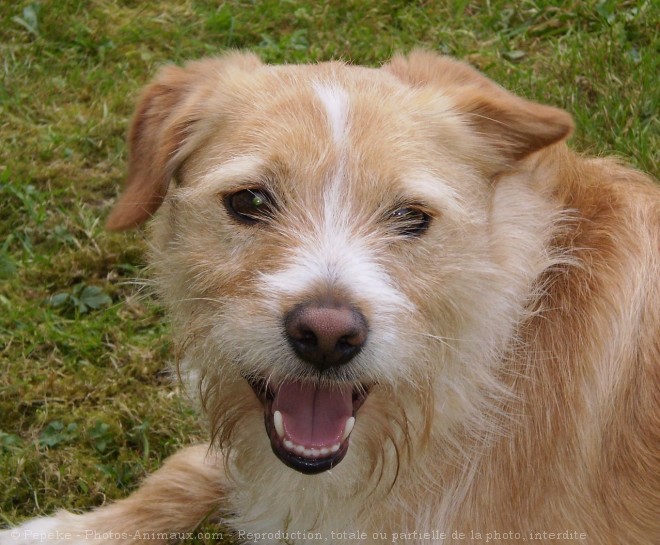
[{"left": 107, "top": 52, "right": 572, "bottom": 480}]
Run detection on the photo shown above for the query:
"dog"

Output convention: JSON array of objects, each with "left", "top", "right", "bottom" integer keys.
[{"left": 2, "top": 51, "right": 658, "bottom": 545}]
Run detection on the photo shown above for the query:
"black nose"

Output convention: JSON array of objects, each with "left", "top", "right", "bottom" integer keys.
[{"left": 284, "top": 302, "right": 368, "bottom": 371}]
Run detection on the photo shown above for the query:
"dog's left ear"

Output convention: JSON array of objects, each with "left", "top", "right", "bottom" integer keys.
[
  {"left": 107, "top": 52, "right": 262, "bottom": 231},
  {"left": 383, "top": 51, "right": 573, "bottom": 163}
]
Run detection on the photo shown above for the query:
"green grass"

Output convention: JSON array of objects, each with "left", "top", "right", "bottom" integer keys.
[{"left": 0, "top": 0, "right": 657, "bottom": 538}]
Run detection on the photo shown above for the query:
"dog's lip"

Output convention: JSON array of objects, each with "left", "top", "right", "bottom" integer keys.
[{"left": 247, "top": 376, "right": 370, "bottom": 474}]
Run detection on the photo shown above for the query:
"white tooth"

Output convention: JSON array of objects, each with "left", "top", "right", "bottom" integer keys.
[
  {"left": 342, "top": 417, "right": 355, "bottom": 441},
  {"left": 310, "top": 448, "right": 319, "bottom": 457},
  {"left": 331, "top": 443, "right": 340, "bottom": 453},
  {"left": 284, "top": 440, "right": 294, "bottom": 450},
  {"left": 295, "top": 445, "right": 305, "bottom": 455},
  {"left": 303, "top": 448, "right": 313, "bottom": 457},
  {"left": 320, "top": 447, "right": 329, "bottom": 456},
  {"left": 273, "top": 411, "right": 285, "bottom": 439}
]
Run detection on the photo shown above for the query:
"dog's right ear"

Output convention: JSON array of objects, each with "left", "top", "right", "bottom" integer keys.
[{"left": 106, "top": 52, "right": 262, "bottom": 231}]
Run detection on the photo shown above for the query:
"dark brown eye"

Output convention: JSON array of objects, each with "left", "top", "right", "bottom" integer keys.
[
  {"left": 390, "top": 206, "right": 431, "bottom": 237},
  {"left": 224, "top": 189, "right": 275, "bottom": 224}
]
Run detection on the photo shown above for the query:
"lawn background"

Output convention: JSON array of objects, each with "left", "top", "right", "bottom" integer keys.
[{"left": 0, "top": 0, "right": 657, "bottom": 541}]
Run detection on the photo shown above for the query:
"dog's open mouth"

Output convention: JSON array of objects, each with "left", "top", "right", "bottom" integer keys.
[{"left": 248, "top": 377, "right": 369, "bottom": 474}]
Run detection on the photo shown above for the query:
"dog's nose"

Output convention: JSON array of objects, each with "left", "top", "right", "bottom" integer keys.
[{"left": 284, "top": 302, "right": 368, "bottom": 371}]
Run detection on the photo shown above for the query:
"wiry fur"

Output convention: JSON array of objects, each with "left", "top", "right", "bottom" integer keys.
[{"left": 3, "top": 51, "right": 658, "bottom": 545}]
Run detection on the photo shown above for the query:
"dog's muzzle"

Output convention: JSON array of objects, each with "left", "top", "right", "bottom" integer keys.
[{"left": 249, "top": 300, "right": 370, "bottom": 474}]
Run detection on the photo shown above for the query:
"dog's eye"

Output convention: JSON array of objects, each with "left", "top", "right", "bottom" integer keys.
[
  {"left": 225, "top": 189, "right": 275, "bottom": 224},
  {"left": 390, "top": 206, "right": 431, "bottom": 237}
]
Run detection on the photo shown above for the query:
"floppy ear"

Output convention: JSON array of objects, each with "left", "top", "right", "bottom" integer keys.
[
  {"left": 383, "top": 50, "right": 573, "bottom": 163},
  {"left": 106, "top": 52, "right": 262, "bottom": 231}
]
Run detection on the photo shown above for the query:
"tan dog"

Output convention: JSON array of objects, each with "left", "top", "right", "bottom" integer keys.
[{"left": 3, "top": 51, "right": 659, "bottom": 545}]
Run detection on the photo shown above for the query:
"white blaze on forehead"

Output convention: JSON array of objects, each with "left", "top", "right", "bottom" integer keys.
[{"left": 313, "top": 82, "right": 350, "bottom": 147}]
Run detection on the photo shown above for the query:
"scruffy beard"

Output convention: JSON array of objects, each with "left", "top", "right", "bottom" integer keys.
[
  {"left": 184, "top": 351, "right": 433, "bottom": 491},
  {"left": 162, "top": 258, "right": 537, "bottom": 502},
  {"left": 173, "top": 323, "right": 511, "bottom": 514}
]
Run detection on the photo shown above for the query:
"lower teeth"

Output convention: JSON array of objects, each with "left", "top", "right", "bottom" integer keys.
[
  {"left": 282, "top": 441, "right": 341, "bottom": 458},
  {"left": 272, "top": 410, "right": 353, "bottom": 458}
]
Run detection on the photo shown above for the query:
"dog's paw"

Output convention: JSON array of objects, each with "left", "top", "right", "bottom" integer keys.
[{"left": 0, "top": 517, "right": 82, "bottom": 545}]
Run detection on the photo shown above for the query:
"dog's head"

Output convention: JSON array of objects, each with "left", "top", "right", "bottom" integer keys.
[{"left": 108, "top": 52, "right": 572, "bottom": 479}]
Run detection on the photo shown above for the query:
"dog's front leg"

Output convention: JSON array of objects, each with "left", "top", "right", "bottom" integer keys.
[{"left": 1, "top": 445, "right": 227, "bottom": 545}]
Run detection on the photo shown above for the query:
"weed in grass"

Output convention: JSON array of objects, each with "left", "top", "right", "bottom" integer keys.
[
  {"left": 49, "top": 283, "right": 113, "bottom": 317},
  {"left": 38, "top": 421, "right": 80, "bottom": 449}
]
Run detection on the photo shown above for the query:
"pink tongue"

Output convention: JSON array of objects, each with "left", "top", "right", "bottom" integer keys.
[{"left": 272, "top": 381, "right": 353, "bottom": 448}]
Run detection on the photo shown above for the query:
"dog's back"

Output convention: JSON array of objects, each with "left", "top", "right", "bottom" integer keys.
[{"left": 457, "top": 147, "right": 660, "bottom": 542}]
